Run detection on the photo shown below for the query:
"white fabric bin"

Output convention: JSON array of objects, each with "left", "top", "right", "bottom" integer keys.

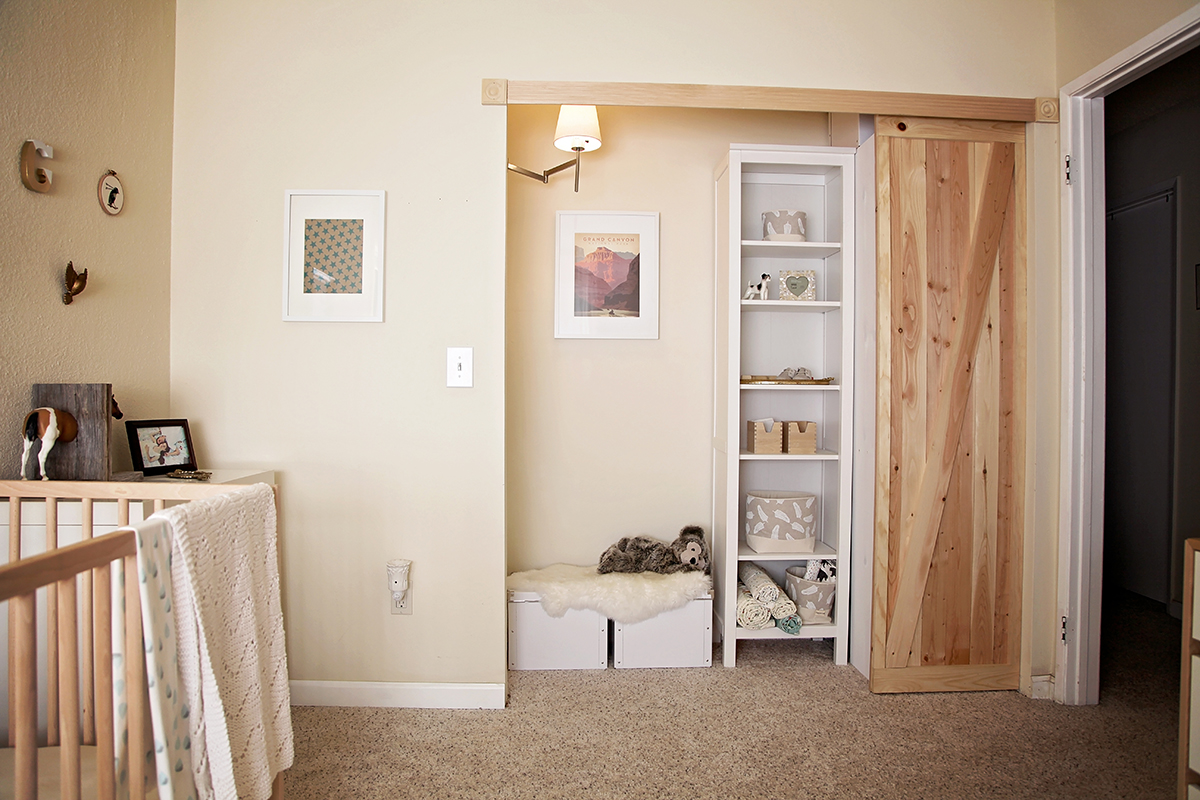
[
  {"left": 507, "top": 591, "right": 608, "bottom": 670},
  {"left": 613, "top": 596, "right": 712, "bottom": 669}
]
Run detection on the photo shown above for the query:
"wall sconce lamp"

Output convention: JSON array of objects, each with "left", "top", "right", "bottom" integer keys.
[{"left": 507, "top": 105, "right": 602, "bottom": 193}]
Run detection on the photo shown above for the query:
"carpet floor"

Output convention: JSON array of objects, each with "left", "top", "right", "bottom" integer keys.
[{"left": 285, "top": 590, "right": 1179, "bottom": 799}]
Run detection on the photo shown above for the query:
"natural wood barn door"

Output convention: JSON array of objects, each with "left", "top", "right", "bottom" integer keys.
[{"left": 871, "top": 117, "right": 1026, "bottom": 693}]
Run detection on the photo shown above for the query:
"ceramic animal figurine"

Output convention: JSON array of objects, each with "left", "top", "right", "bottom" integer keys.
[
  {"left": 744, "top": 273, "right": 771, "bottom": 300},
  {"left": 21, "top": 408, "right": 79, "bottom": 480}
]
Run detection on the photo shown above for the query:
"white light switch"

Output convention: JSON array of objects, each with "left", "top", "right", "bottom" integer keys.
[{"left": 447, "top": 347, "right": 473, "bottom": 387}]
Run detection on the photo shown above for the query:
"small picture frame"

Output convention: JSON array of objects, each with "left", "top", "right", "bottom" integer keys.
[
  {"left": 555, "top": 211, "right": 660, "bottom": 339},
  {"left": 779, "top": 269, "right": 817, "bottom": 301},
  {"left": 126, "top": 419, "right": 197, "bottom": 476},
  {"left": 283, "top": 190, "right": 385, "bottom": 322}
]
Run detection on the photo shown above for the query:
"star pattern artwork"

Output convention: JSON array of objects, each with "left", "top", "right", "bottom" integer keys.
[{"left": 303, "top": 218, "right": 364, "bottom": 294}]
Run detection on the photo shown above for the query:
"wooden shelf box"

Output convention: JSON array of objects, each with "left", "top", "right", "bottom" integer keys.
[
  {"left": 746, "top": 420, "right": 784, "bottom": 454},
  {"left": 784, "top": 421, "right": 817, "bottom": 454}
]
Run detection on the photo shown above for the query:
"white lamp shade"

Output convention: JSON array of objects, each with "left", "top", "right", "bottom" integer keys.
[{"left": 554, "top": 105, "right": 602, "bottom": 152}]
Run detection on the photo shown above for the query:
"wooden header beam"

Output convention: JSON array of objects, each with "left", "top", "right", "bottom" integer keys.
[{"left": 482, "top": 79, "right": 1058, "bottom": 123}]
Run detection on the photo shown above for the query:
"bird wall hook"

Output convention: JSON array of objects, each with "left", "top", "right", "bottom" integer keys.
[{"left": 63, "top": 261, "right": 87, "bottom": 304}]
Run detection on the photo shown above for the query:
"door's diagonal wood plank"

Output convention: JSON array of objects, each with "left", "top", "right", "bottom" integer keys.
[{"left": 883, "top": 143, "right": 1016, "bottom": 668}]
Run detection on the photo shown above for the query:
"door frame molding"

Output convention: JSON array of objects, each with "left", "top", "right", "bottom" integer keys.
[{"left": 1057, "top": 5, "right": 1200, "bottom": 706}]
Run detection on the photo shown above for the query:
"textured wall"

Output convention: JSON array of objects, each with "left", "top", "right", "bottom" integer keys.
[
  {"left": 171, "top": 0, "right": 1060, "bottom": 689},
  {"left": 1056, "top": 0, "right": 1197, "bottom": 87},
  {"left": 0, "top": 0, "right": 176, "bottom": 476}
]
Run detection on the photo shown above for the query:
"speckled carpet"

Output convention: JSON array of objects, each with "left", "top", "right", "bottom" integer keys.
[{"left": 284, "top": 590, "right": 1178, "bottom": 799}]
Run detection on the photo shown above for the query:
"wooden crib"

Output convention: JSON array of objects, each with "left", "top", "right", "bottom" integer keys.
[{"left": 0, "top": 480, "right": 286, "bottom": 800}]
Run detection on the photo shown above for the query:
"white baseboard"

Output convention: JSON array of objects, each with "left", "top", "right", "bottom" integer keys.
[
  {"left": 290, "top": 680, "right": 506, "bottom": 710},
  {"left": 1030, "top": 675, "right": 1054, "bottom": 700}
]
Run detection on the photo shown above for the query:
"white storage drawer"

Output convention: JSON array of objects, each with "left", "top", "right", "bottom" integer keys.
[
  {"left": 507, "top": 591, "right": 608, "bottom": 670},
  {"left": 613, "top": 597, "right": 712, "bottom": 669}
]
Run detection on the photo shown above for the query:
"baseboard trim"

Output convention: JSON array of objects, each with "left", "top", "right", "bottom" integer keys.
[
  {"left": 1030, "top": 675, "right": 1054, "bottom": 700},
  {"left": 290, "top": 680, "right": 506, "bottom": 710}
]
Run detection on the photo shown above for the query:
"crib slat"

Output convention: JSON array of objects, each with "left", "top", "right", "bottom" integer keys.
[
  {"left": 153, "top": 498, "right": 165, "bottom": 514},
  {"left": 82, "top": 498, "right": 96, "bottom": 745},
  {"left": 13, "top": 591, "right": 37, "bottom": 800},
  {"left": 8, "top": 496, "right": 20, "bottom": 747},
  {"left": 47, "top": 497, "right": 60, "bottom": 746},
  {"left": 59, "top": 574, "right": 82, "bottom": 800},
  {"left": 125, "top": 552, "right": 147, "bottom": 799},
  {"left": 94, "top": 560, "right": 116, "bottom": 800}
]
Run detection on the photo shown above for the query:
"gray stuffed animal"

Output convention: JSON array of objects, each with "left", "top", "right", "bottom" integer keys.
[{"left": 597, "top": 526, "right": 710, "bottom": 575}]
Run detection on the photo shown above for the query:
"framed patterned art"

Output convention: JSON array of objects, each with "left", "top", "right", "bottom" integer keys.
[{"left": 283, "top": 190, "right": 385, "bottom": 321}]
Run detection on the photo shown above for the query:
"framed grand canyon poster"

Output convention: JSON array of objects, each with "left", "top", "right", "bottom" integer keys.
[{"left": 554, "top": 211, "right": 659, "bottom": 339}]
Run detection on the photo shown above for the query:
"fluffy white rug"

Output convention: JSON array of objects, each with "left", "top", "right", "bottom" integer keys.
[{"left": 506, "top": 563, "right": 712, "bottom": 624}]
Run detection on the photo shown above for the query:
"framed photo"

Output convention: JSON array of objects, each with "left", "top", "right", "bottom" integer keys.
[
  {"left": 779, "top": 269, "right": 817, "bottom": 301},
  {"left": 126, "top": 419, "right": 197, "bottom": 476},
  {"left": 283, "top": 190, "right": 385, "bottom": 321},
  {"left": 555, "top": 211, "right": 659, "bottom": 339}
]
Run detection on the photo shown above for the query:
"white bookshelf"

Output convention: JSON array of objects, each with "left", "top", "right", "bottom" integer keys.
[{"left": 712, "top": 145, "right": 855, "bottom": 667}]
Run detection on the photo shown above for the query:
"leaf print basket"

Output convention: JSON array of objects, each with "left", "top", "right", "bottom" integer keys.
[
  {"left": 785, "top": 563, "right": 837, "bottom": 624},
  {"left": 744, "top": 490, "right": 818, "bottom": 553}
]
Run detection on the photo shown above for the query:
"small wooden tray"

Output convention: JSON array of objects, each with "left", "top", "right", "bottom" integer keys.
[{"left": 740, "top": 375, "right": 835, "bottom": 385}]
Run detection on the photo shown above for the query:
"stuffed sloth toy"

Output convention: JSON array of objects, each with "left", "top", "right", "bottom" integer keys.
[{"left": 597, "top": 525, "right": 710, "bottom": 575}]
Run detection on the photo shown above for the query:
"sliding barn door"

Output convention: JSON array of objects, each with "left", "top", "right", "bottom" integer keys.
[{"left": 871, "top": 116, "right": 1026, "bottom": 693}]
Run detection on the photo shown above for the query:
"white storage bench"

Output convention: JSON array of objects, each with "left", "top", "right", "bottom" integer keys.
[
  {"left": 507, "top": 589, "right": 712, "bottom": 670},
  {"left": 506, "top": 564, "right": 713, "bottom": 670},
  {"left": 507, "top": 590, "right": 608, "bottom": 670},
  {"left": 614, "top": 595, "right": 712, "bottom": 668}
]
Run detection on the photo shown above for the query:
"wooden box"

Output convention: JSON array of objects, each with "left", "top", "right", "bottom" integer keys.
[
  {"left": 784, "top": 420, "right": 818, "bottom": 454},
  {"left": 746, "top": 420, "right": 783, "bottom": 454},
  {"left": 24, "top": 383, "right": 113, "bottom": 480}
]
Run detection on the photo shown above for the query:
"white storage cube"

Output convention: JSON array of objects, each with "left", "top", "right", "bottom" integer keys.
[
  {"left": 507, "top": 591, "right": 608, "bottom": 670},
  {"left": 613, "top": 597, "right": 713, "bottom": 669}
]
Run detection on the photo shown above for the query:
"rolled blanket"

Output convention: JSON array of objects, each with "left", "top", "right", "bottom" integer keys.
[
  {"left": 766, "top": 593, "right": 797, "bottom": 620},
  {"left": 738, "top": 562, "right": 780, "bottom": 604},
  {"left": 775, "top": 614, "right": 802, "bottom": 635},
  {"left": 736, "top": 584, "right": 774, "bottom": 630}
]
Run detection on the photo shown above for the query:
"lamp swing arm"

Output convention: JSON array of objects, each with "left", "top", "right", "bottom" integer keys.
[
  {"left": 508, "top": 149, "right": 584, "bottom": 192},
  {"left": 506, "top": 153, "right": 578, "bottom": 184}
]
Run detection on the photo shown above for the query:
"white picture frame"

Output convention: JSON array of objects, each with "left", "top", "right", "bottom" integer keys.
[
  {"left": 555, "top": 211, "right": 659, "bottom": 339},
  {"left": 283, "top": 190, "right": 385, "bottom": 322}
]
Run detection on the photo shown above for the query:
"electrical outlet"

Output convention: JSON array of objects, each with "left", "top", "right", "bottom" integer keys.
[{"left": 392, "top": 591, "right": 412, "bottom": 615}]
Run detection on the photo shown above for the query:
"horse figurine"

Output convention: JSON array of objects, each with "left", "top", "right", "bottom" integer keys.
[
  {"left": 19, "top": 396, "right": 123, "bottom": 480},
  {"left": 21, "top": 408, "right": 78, "bottom": 480}
]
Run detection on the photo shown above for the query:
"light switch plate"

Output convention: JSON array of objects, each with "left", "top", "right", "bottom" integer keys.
[{"left": 447, "top": 347, "right": 473, "bottom": 387}]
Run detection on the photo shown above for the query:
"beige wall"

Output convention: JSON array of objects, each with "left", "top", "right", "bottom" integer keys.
[
  {"left": 171, "top": 0, "right": 1062, "bottom": 689},
  {"left": 1056, "top": 0, "right": 1198, "bottom": 86},
  {"left": 506, "top": 106, "right": 829, "bottom": 572},
  {"left": 0, "top": 0, "right": 176, "bottom": 476}
]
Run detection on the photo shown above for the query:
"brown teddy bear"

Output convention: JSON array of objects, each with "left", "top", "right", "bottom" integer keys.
[{"left": 597, "top": 526, "right": 709, "bottom": 575}]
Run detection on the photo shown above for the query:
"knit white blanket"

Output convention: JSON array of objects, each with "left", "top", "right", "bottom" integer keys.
[
  {"left": 506, "top": 564, "right": 711, "bottom": 624},
  {"left": 162, "top": 483, "right": 294, "bottom": 800}
]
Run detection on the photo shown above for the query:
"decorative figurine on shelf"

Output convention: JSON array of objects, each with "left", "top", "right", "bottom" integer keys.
[
  {"left": 743, "top": 273, "right": 771, "bottom": 300},
  {"left": 597, "top": 526, "right": 710, "bottom": 575},
  {"left": 20, "top": 407, "right": 79, "bottom": 480}
]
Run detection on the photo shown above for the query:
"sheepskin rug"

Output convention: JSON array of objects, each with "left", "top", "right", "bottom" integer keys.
[{"left": 506, "top": 563, "right": 712, "bottom": 624}]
